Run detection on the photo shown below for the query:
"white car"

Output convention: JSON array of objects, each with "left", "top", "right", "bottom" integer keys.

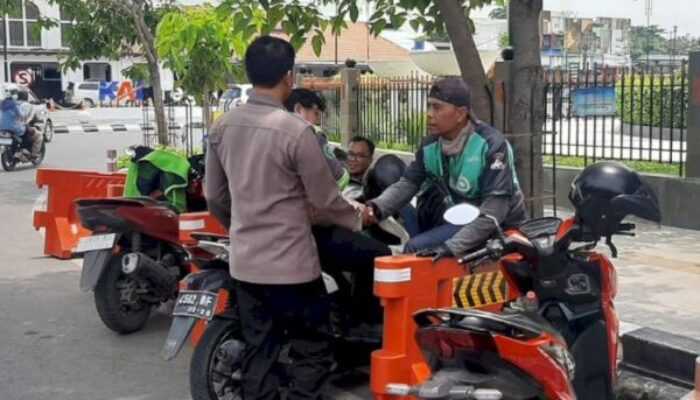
[
  {"left": 218, "top": 84, "right": 253, "bottom": 111},
  {"left": 0, "top": 83, "right": 54, "bottom": 142},
  {"left": 72, "top": 81, "right": 100, "bottom": 107}
]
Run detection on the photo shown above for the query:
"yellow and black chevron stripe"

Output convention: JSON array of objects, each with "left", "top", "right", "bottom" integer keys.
[{"left": 452, "top": 271, "right": 508, "bottom": 309}]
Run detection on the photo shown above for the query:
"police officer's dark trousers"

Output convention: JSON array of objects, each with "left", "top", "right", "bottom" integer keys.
[{"left": 235, "top": 277, "right": 333, "bottom": 400}]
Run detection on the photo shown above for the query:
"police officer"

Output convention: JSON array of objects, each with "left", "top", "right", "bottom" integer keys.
[
  {"left": 364, "top": 77, "right": 527, "bottom": 259},
  {"left": 205, "top": 36, "right": 364, "bottom": 400}
]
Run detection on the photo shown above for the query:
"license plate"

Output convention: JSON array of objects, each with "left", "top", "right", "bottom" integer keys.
[
  {"left": 76, "top": 233, "right": 116, "bottom": 253},
  {"left": 173, "top": 290, "right": 219, "bottom": 320},
  {"left": 0, "top": 138, "right": 12, "bottom": 145}
]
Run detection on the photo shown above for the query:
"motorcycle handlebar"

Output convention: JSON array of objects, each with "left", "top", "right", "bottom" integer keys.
[{"left": 458, "top": 248, "right": 490, "bottom": 265}]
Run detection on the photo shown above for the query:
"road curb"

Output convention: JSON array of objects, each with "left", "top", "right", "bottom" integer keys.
[{"left": 621, "top": 326, "right": 700, "bottom": 389}]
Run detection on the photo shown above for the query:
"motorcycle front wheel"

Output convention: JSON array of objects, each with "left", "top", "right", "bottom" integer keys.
[
  {"left": 1, "top": 149, "right": 16, "bottom": 171},
  {"left": 190, "top": 318, "right": 245, "bottom": 400},
  {"left": 31, "top": 143, "right": 46, "bottom": 166}
]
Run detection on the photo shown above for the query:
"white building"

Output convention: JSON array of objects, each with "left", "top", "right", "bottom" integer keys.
[{"left": 1, "top": 0, "right": 175, "bottom": 102}]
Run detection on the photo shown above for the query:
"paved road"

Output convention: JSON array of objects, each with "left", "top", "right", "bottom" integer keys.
[
  {"left": 0, "top": 133, "right": 367, "bottom": 400},
  {"left": 1, "top": 132, "right": 694, "bottom": 399}
]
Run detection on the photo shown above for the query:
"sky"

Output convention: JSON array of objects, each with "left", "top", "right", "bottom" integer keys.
[{"left": 481, "top": 0, "right": 700, "bottom": 37}]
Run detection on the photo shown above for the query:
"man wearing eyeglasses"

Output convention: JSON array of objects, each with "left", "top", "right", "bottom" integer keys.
[{"left": 341, "top": 136, "right": 375, "bottom": 200}]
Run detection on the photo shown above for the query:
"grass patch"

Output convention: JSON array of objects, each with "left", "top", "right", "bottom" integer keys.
[{"left": 543, "top": 155, "right": 681, "bottom": 176}]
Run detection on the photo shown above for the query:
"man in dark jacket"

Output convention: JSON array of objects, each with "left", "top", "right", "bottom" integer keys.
[{"left": 364, "top": 77, "right": 527, "bottom": 260}]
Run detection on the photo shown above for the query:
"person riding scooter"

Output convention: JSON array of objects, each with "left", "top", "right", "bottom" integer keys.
[
  {"left": 364, "top": 77, "right": 528, "bottom": 259},
  {"left": 0, "top": 88, "right": 43, "bottom": 159}
]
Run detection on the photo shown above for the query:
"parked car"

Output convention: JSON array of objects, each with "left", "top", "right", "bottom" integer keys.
[
  {"left": 0, "top": 83, "right": 54, "bottom": 143},
  {"left": 218, "top": 84, "right": 253, "bottom": 111},
  {"left": 73, "top": 81, "right": 101, "bottom": 107}
]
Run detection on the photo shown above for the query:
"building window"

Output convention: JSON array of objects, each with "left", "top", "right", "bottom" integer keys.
[
  {"left": 4, "top": 0, "right": 42, "bottom": 47},
  {"left": 60, "top": 6, "right": 72, "bottom": 48}
]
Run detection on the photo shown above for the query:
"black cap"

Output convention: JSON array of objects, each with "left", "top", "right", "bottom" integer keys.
[{"left": 428, "top": 77, "right": 471, "bottom": 108}]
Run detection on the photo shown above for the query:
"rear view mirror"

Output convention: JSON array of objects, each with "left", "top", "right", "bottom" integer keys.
[{"left": 444, "top": 203, "right": 480, "bottom": 225}]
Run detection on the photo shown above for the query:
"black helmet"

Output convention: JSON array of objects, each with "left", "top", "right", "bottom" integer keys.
[
  {"left": 363, "top": 154, "right": 406, "bottom": 200},
  {"left": 568, "top": 161, "right": 661, "bottom": 238}
]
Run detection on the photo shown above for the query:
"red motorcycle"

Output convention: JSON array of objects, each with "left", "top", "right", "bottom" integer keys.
[
  {"left": 75, "top": 146, "right": 213, "bottom": 334},
  {"left": 388, "top": 161, "right": 661, "bottom": 400}
]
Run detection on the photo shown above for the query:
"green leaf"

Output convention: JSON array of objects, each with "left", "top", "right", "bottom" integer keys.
[
  {"left": 312, "top": 34, "right": 323, "bottom": 56},
  {"left": 185, "top": 25, "right": 198, "bottom": 48},
  {"left": 260, "top": 0, "right": 269, "bottom": 9},
  {"left": 372, "top": 19, "right": 387, "bottom": 36},
  {"left": 390, "top": 14, "right": 406, "bottom": 29},
  {"left": 409, "top": 18, "right": 421, "bottom": 32},
  {"left": 349, "top": 3, "right": 359, "bottom": 22},
  {"left": 290, "top": 34, "right": 305, "bottom": 51}
]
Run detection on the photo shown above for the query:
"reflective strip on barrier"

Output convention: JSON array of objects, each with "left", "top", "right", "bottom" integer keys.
[{"left": 374, "top": 267, "right": 412, "bottom": 283}]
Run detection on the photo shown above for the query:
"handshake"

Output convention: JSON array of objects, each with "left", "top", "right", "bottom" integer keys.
[{"left": 306, "top": 202, "right": 380, "bottom": 227}]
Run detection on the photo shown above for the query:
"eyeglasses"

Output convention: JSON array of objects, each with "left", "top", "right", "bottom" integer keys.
[{"left": 347, "top": 151, "right": 370, "bottom": 160}]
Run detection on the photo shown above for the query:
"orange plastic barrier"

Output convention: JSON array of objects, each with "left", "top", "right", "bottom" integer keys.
[
  {"left": 33, "top": 169, "right": 127, "bottom": 259},
  {"left": 371, "top": 255, "right": 504, "bottom": 399},
  {"left": 33, "top": 168, "right": 227, "bottom": 259}
]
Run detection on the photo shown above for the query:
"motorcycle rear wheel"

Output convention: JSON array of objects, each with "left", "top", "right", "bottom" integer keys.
[
  {"left": 1, "top": 150, "right": 16, "bottom": 171},
  {"left": 190, "top": 318, "right": 244, "bottom": 400},
  {"left": 94, "top": 254, "right": 152, "bottom": 334}
]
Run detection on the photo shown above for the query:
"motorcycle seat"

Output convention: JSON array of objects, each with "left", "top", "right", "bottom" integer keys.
[{"left": 446, "top": 308, "right": 564, "bottom": 342}]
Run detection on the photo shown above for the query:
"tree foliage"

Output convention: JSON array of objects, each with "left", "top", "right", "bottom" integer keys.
[
  {"left": 47, "top": 0, "right": 175, "bottom": 72},
  {"left": 157, "top": 7, "right": 237, "bottom": 96},
  {"left": 215, "top": 0, "right": 504, "bottom": 54},
  {"left": 630, "top": 25, "right": 668, "bottom": 61}
]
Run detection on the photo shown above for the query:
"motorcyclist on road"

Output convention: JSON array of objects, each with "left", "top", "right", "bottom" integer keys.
[
  {"left": 0, "top": 89, "right": 43, "bottom": 159},
  {"left": 285, "top": 88, "right": 350, "bottom": 190},
  {"left": 364, "top": 77, "right": 528, "bottom": 261}
]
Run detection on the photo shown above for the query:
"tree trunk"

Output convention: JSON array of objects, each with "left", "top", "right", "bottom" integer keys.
[
  {"left": 148, "top": 61, "right": 168, "bottom": 146},
  {"left": 435, "top": 0, "right": 492, "bottom": 124},
  {"left": 125, "top": 2, "right": 168, "bottom": 146},
  {"left": 202, "top": 83, "right": 211, "bottom": 132},
  {"left": 508, "top": 0, "right": 545, "bottom": 218}
]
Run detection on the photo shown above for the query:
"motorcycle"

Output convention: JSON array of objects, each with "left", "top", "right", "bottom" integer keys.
[
  {"left": 0, "top": 129, "right": 46, "bottom": 171},
  {"left": 74, "top": 146, "right": 210, "bottom": 334},
  {"left": 162, "top": 221, "right": 408, "bottom": 400},
  {"left": 162, "top": 155, "right": 411, "bottom": 400},
  {"left": 387, "top": 201, "right": 640, "bottom": 400}
]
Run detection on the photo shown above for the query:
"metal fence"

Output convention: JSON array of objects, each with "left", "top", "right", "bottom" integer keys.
[
  {"left": 356, "top": 73, "right": 434, "bottom": 152},
  {"left": 543, "top": 62, "right": 688, "bottom": 176},
  {"left": 301, "top": 77, "right": 343, "bottom": 142},
  {"left": 140, "top": 100, "right": 206, "bottom": 156}
]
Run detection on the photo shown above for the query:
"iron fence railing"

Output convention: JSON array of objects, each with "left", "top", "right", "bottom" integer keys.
[
  {"left": 356, "top": 73, "right": 434, "bottom": 152},
  {"left": 542, "top": 61, "right": 688, "bottom": 176}
]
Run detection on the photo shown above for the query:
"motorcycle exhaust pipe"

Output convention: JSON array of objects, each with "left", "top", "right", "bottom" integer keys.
[{"left": 122, "top": 253, "right": 178, "bottom": 287}]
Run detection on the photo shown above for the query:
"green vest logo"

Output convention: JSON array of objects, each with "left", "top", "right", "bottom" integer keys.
[{"left": 456, "top": 176, "right": 471, "bottom": 192}]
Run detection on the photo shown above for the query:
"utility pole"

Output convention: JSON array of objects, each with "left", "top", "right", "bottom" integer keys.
[
  {"left": 671, "top": 25, "right": 677, "bottom": 65},
  {"left": 645, "top": 0, "right": 652, "bottom": 67},
  {"left": 3, "top": 13, "right": 8, "bottom": 83}
]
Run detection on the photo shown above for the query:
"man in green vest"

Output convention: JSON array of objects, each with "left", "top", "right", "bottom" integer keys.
[
  {"left": 285, "top": 88, "right": 350, "bottom": 190},
  {"left": 365, "top": 77, "right": 527, "bottom": 260}
]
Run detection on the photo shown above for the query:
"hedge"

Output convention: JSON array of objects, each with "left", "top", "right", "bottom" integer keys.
[{"left": 615, "top": 75, "right": 687, "bottom": 129}]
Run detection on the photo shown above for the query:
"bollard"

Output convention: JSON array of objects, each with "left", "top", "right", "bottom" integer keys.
[
  {"left": 370, "top": 255, "right": 507, "bottom": 399},
  {"left": 106, "top": 149, "right": 118, "bottom": 172}
]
